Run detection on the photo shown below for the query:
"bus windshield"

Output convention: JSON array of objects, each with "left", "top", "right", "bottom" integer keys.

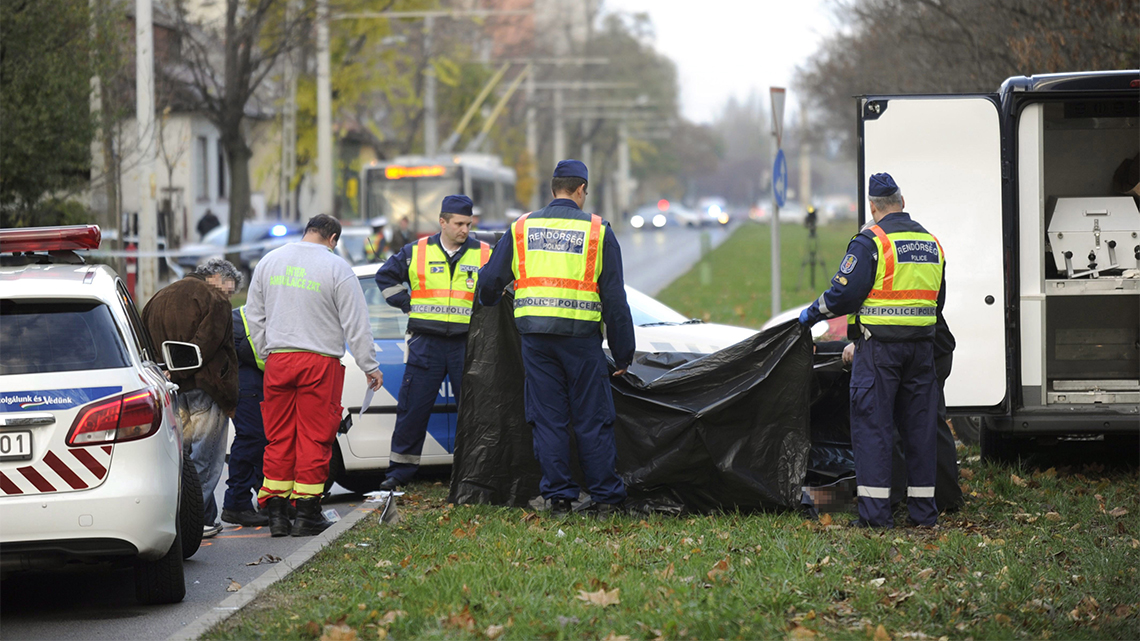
[{"left": 367, "top": 173, "right": 462, "bottom": 233}]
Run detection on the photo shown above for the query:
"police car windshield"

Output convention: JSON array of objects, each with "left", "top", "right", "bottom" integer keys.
[
  {"left": 0, "top": 299, "right": 131, "bottom": 375},
  {"left": 625, "top": 287, "right": 691, "bottom": 326}
]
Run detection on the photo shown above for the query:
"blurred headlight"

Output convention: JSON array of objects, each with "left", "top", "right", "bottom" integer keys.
[
  {"left": 630, "top": 214, "right": 645, "bottom": 229},
  {"left": 652, "top": 214, "right": 667, "bottom": 228},
  {"left": 718, "top": 213, "right": 729, "bottom": 224}
]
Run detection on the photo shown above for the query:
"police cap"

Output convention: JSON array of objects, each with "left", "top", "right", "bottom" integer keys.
[
  {"left": 868, "top": 173, "right": 899, "bottom": 197},
  {"left": 441, "top": 194, "right": 474, "bottom": 216},
  {"left": 553, "top": 159, "right": 588, "bottom": 182}
]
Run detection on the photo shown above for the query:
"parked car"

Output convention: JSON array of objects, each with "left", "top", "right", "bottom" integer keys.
[
  {"left": 327, "top": 265, "right": 761, "bottom": 491},
  {"left": 0, "top": 225, "right": 204, "bottom": 604},
  {"left": 175, "top": 221, "right": 303, "bottom": 280}
]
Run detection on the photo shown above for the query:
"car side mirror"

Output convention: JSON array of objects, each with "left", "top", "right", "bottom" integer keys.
[{"left": 162, "top": 341, "right": 203, "bottom": 372}]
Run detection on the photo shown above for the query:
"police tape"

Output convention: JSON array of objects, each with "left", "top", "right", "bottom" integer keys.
[{"left": 78, "top": 237, "right": 293, "bottom": 259}]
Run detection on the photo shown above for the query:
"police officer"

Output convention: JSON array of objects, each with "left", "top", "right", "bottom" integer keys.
[
  {"left": 374, "top": 195, "right": 491, "bottom": 490},
  {"left": 221, "top": 305, "right": 270, "bottom": 527},
  {"left": 477, "top": 160, "right": 636, "bottom": 517},
  {"left": 799, "top": 173, "right": 945, "bottom": 528},
  {"left": 366, "top": 217, "right": 388, "bottom": 262}
]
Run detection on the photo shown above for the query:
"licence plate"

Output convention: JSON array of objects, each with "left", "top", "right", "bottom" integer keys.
[{"left": 0, "top": 430, "right": 33, "bottom": 462}]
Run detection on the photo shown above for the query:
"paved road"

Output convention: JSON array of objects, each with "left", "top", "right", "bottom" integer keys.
[
  {"left": 0, "top": 470, "right": 367, "bottom": 641},
  {"left": 614, "top": 221, "right": 738, "bottom": 295},
  {"left": 0, "top": 222, "right": 742, "bottom": 640}
]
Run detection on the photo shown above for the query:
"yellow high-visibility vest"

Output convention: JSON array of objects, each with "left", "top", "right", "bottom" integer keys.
[
  {"left": 408, "top": 237, "right": 490, "bottom": 329},
  {"left": 510, "top": 212, "right": 605, "bottom": 328},
  {"left": 849, "top": 224, "right": 944, "bottom": 333}
]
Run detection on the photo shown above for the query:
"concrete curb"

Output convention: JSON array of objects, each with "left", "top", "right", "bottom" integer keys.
[{"left": 167, "top": 502, "right": 393, "bottom": 641}]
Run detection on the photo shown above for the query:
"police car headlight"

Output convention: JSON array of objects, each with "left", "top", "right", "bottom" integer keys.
[
  {"left": 718, "top": 213, "right": 729, "bottom": 225},
  {"left": 652, "top": 214, "right": 667, "bottom": 228},
  {"left": 630, "top": 215, "right": 644, "bottom": 229}
]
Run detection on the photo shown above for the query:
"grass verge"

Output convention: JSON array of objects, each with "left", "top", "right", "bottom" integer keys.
[
  {"left": 656, "top": 221, "right": 857, "bottom": 328},
  {"left": 204, "top": 451, "right": 1138, "bottom": 640}
]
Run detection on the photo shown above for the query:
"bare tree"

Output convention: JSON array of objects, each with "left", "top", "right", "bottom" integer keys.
[{"left": 166, "top": 0, "right": 311, "bottom": 263}]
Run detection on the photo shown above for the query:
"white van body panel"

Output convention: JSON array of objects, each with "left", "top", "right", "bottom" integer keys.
[{"left": 862, "top": 96, "right": 1007, "bottom": 408}]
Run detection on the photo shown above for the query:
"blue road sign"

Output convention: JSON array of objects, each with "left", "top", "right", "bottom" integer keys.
[{"left": 773, "top": 149, "right": 788, "bottom": 208}]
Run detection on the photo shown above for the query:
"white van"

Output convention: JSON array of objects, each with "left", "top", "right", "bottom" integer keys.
[{"left": 856, "top": 70, "right": 1139, "bottom": 462}]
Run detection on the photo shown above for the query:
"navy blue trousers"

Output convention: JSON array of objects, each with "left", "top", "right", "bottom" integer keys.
[
  {"left": 386, "top": 333, "right": 466, "bottom": 484},
  {"left": 520, "top": 333, "right": 626, "bottom": 505},
  {"left": 223, "top": 386, "right": 267, "bottom": 513},
  {"left": 850, "top": 338, "right": 938, "bottom": 527}
]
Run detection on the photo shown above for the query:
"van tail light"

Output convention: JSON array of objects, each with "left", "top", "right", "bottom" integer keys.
[{"left": 67, "top": 388, "right": 161, "bottom": 446}]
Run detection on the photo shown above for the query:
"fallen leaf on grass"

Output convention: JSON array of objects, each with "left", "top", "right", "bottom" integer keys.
[
  {"left": 915, "top": 568, "right": 934, "bottom": 582},
  {"left": 375, "top": 559, "right": 393, "bottom": 568},
  {"left": 320, "top": 624, "right": 357, "bottom": 641},
  {"left": 1045, "top": 512, "right": 1062, "bottom": 522},
  {"left": 819, "top": 513, "right": 833, "bottom": 526},
  {"left": 602, "top": 633, "right": 631, "bottom": 641},
  {"left": 245, "top": 553, "right": 282, "bottom": 566},
  {"left": 868, "top": 578, "right": 886, "bottom": 588},
  {"left": 379, "top": 610, "right": 406, "bottom": 625},
  {"left": 873, "top": 623, "right": 892, "bottom": 641},
  {"left": 655, "top": 562, "right": 675, "bottom": 579},
  {"left": 577, "top": 587, "right": 621, "bottom": 607},
  {"left": 1108, "top": 507, "right": 1128, "bottom": 518},
  {"left": 707, "top": 558, "right": 730, "bottom": 581},
  {"left": 226, "top": 580, "right": 241, "bottom": 592},
  {"left": 556, "top": 615, "right": 580, "bottom": 627},
  {"left": 1010, "top": 474, "right": 1027, "bottom": 488},
  {"left": 959, "top": 468, "right": 974, "bottom": 480},
  {"left": 485, "top": 624, "right": 505, "bottom": 639},
  {"left": 786, "top": 624, "right": 817, "bottom": 639},
  {"left": 444, "top": 604, "right": 476, "bottom": 631},
  {"left": 993, "top": 614, "right": 1011, "bottom": 625}
]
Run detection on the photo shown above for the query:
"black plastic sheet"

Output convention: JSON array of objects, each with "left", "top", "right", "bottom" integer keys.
[{"left": 449, "top": 292, "right": 821, "bottom": 514}]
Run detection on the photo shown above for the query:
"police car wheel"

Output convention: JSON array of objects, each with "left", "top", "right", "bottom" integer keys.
[
  {"left": 179, "top": 455, "right": 204, "bottom": 559},
  {"left": 135, "top": 522, "right": 187, "bottom": 605},
  {"left": 950, "top": 417, "right": 981, "bottom": 446}
]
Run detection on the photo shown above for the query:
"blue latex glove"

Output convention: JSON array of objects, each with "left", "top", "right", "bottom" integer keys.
[{"left": 798, "top": 307, "right": 811, "bottom": 326}]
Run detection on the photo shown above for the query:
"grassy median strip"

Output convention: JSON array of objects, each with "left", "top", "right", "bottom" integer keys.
[
  {"left": 204, "top": 453, "right": 1138, "bottom": 640},
  {"left": 656, "top": 221, "right": 857, "bottom": 328}
]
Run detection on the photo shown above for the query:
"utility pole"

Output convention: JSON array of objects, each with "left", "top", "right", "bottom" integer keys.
[
  {"left": 280, "top": 1, "right": 297, "bottom": 220},
  {"left": 525, "top": 69, "right": 539, "bottom": 211},
  {"left": 135, "top": 0, "right": 158, "bottom": 304},
  {"left": 316, "top": 0, "right": 334, "bottom": 216},
  {"left": 553, "top": 87, "right": 565, "bottom": 161},
  {"left": 423, "top": 16, "right": 437, "bottom": 157},
  {"left": 617, "top": 120, "right": 630, "bottom": 216},
  {"left": 770, "top": 87, "right": 787, "bottom": 317}
]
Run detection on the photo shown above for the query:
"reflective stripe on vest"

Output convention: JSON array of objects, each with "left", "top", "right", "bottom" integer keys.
[
  {"left": 408, "top": 238, "right": 491, "bottom": 327},
  {"left": 239, "top": 306, "right": 266, "bottom": 371},
  {"left": 511, "top": 212, "right": 604, "bottom": 324},
  {"left": 850, "top": 225, "right": 943, "bottom": 328}
]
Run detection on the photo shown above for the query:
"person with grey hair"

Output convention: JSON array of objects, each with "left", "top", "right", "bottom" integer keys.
[{"left": 143, "top": 258, "right": 241, "bottom": 538}]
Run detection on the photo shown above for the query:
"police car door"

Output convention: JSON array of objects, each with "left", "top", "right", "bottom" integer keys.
[{"left": 859, "top": 95, "right": 1006, "bottom": 410}]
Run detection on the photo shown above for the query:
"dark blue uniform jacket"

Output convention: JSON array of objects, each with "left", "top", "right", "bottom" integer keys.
[
  {"left": 231, "top": 308, "right": 263, "bottom": 393},
  {"left": 477, "top": 199, "right": 636, "bottom": 371},
  {"left": 374, "top": 233, "right": 487, "bottom": 337},
  {"left": 802, "top": 212, "right": 948, "bottom": 342}
]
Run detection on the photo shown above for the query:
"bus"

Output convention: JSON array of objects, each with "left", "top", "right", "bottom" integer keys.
[{"left": 360, "top": 153, "right": 520, "bottom": 234}]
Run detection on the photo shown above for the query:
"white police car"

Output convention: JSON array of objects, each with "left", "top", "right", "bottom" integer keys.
[
  {"left": 0, "top": 225, "right": 203, "bottom": 604},
  {"left": 328, "top": 262, "right": 760, "bottom": 490}
]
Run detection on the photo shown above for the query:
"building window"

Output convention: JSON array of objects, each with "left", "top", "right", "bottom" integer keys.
[
  {"left": 217, "top": 143, "right": 226, "bottom": 199},
  {"left": 197, "top": 136, "right": 209, "bottom": 201}
]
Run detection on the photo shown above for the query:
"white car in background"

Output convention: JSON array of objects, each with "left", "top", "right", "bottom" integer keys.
[
  {"left": 1, "top": 225, "right": 204, "bottom": 605},
  {"left": 328, "top": 264, "right": 761, "bottom": 490}
]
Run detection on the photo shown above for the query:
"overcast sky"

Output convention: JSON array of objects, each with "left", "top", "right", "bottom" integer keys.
[{"left": 602, "top": 0, "right": 841, "bottom": 124}]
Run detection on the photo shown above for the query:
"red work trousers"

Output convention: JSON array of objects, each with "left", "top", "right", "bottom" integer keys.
[{"left": 258, "top": 352, "right": 345, "bottom": 506}]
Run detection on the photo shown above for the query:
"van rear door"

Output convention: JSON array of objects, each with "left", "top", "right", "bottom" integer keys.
[{"left": 859, "top": 95, "right": 1006, "bottom": 410}]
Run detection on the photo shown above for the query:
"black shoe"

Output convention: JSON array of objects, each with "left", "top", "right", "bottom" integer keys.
[
  {"left": 379, "top": 477, "right": 399, "bottom": 492},
  {"left": 221, "top": 508, "right": 270, "bottom": 527},
  {"left": 550, "top": 499, "right": 573, "bottom": 516},
  {"left": 266, "top": 497, "right": 292, "bottom": 537},
  {"left": 291, "top": 498, "right": 333, "bottom": 537},
  {"left": 589, "top": 502, "right": 624, "bottom": 521}
]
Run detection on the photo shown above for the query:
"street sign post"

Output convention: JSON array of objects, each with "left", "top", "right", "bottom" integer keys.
[
  {"left": 773, "top": 149, "right": 788, "bottom": 208},
  {"left": 769, "top": 87, "right": 786, "bottom": 317}
]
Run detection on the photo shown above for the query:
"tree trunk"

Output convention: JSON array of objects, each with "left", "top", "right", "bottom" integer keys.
[{"left": 223, "top": 134, "right": 252, "bottom": 269}]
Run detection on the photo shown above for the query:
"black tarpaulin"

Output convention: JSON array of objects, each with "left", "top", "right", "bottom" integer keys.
[{"left": 448, "top": 292, "right": 817, "bottom": 514}]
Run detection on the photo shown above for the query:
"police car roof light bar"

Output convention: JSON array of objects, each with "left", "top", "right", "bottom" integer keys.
[{"left": 0, "top": 225, "right": 101, "bottom": 252}]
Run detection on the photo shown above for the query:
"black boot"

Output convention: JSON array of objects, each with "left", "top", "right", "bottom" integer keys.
[
  {"left": 266, "top": 497, "right": 292, "bottom": 537},
  {"left": 291, "top": 497, "right": 332, "bottom": 537}
]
